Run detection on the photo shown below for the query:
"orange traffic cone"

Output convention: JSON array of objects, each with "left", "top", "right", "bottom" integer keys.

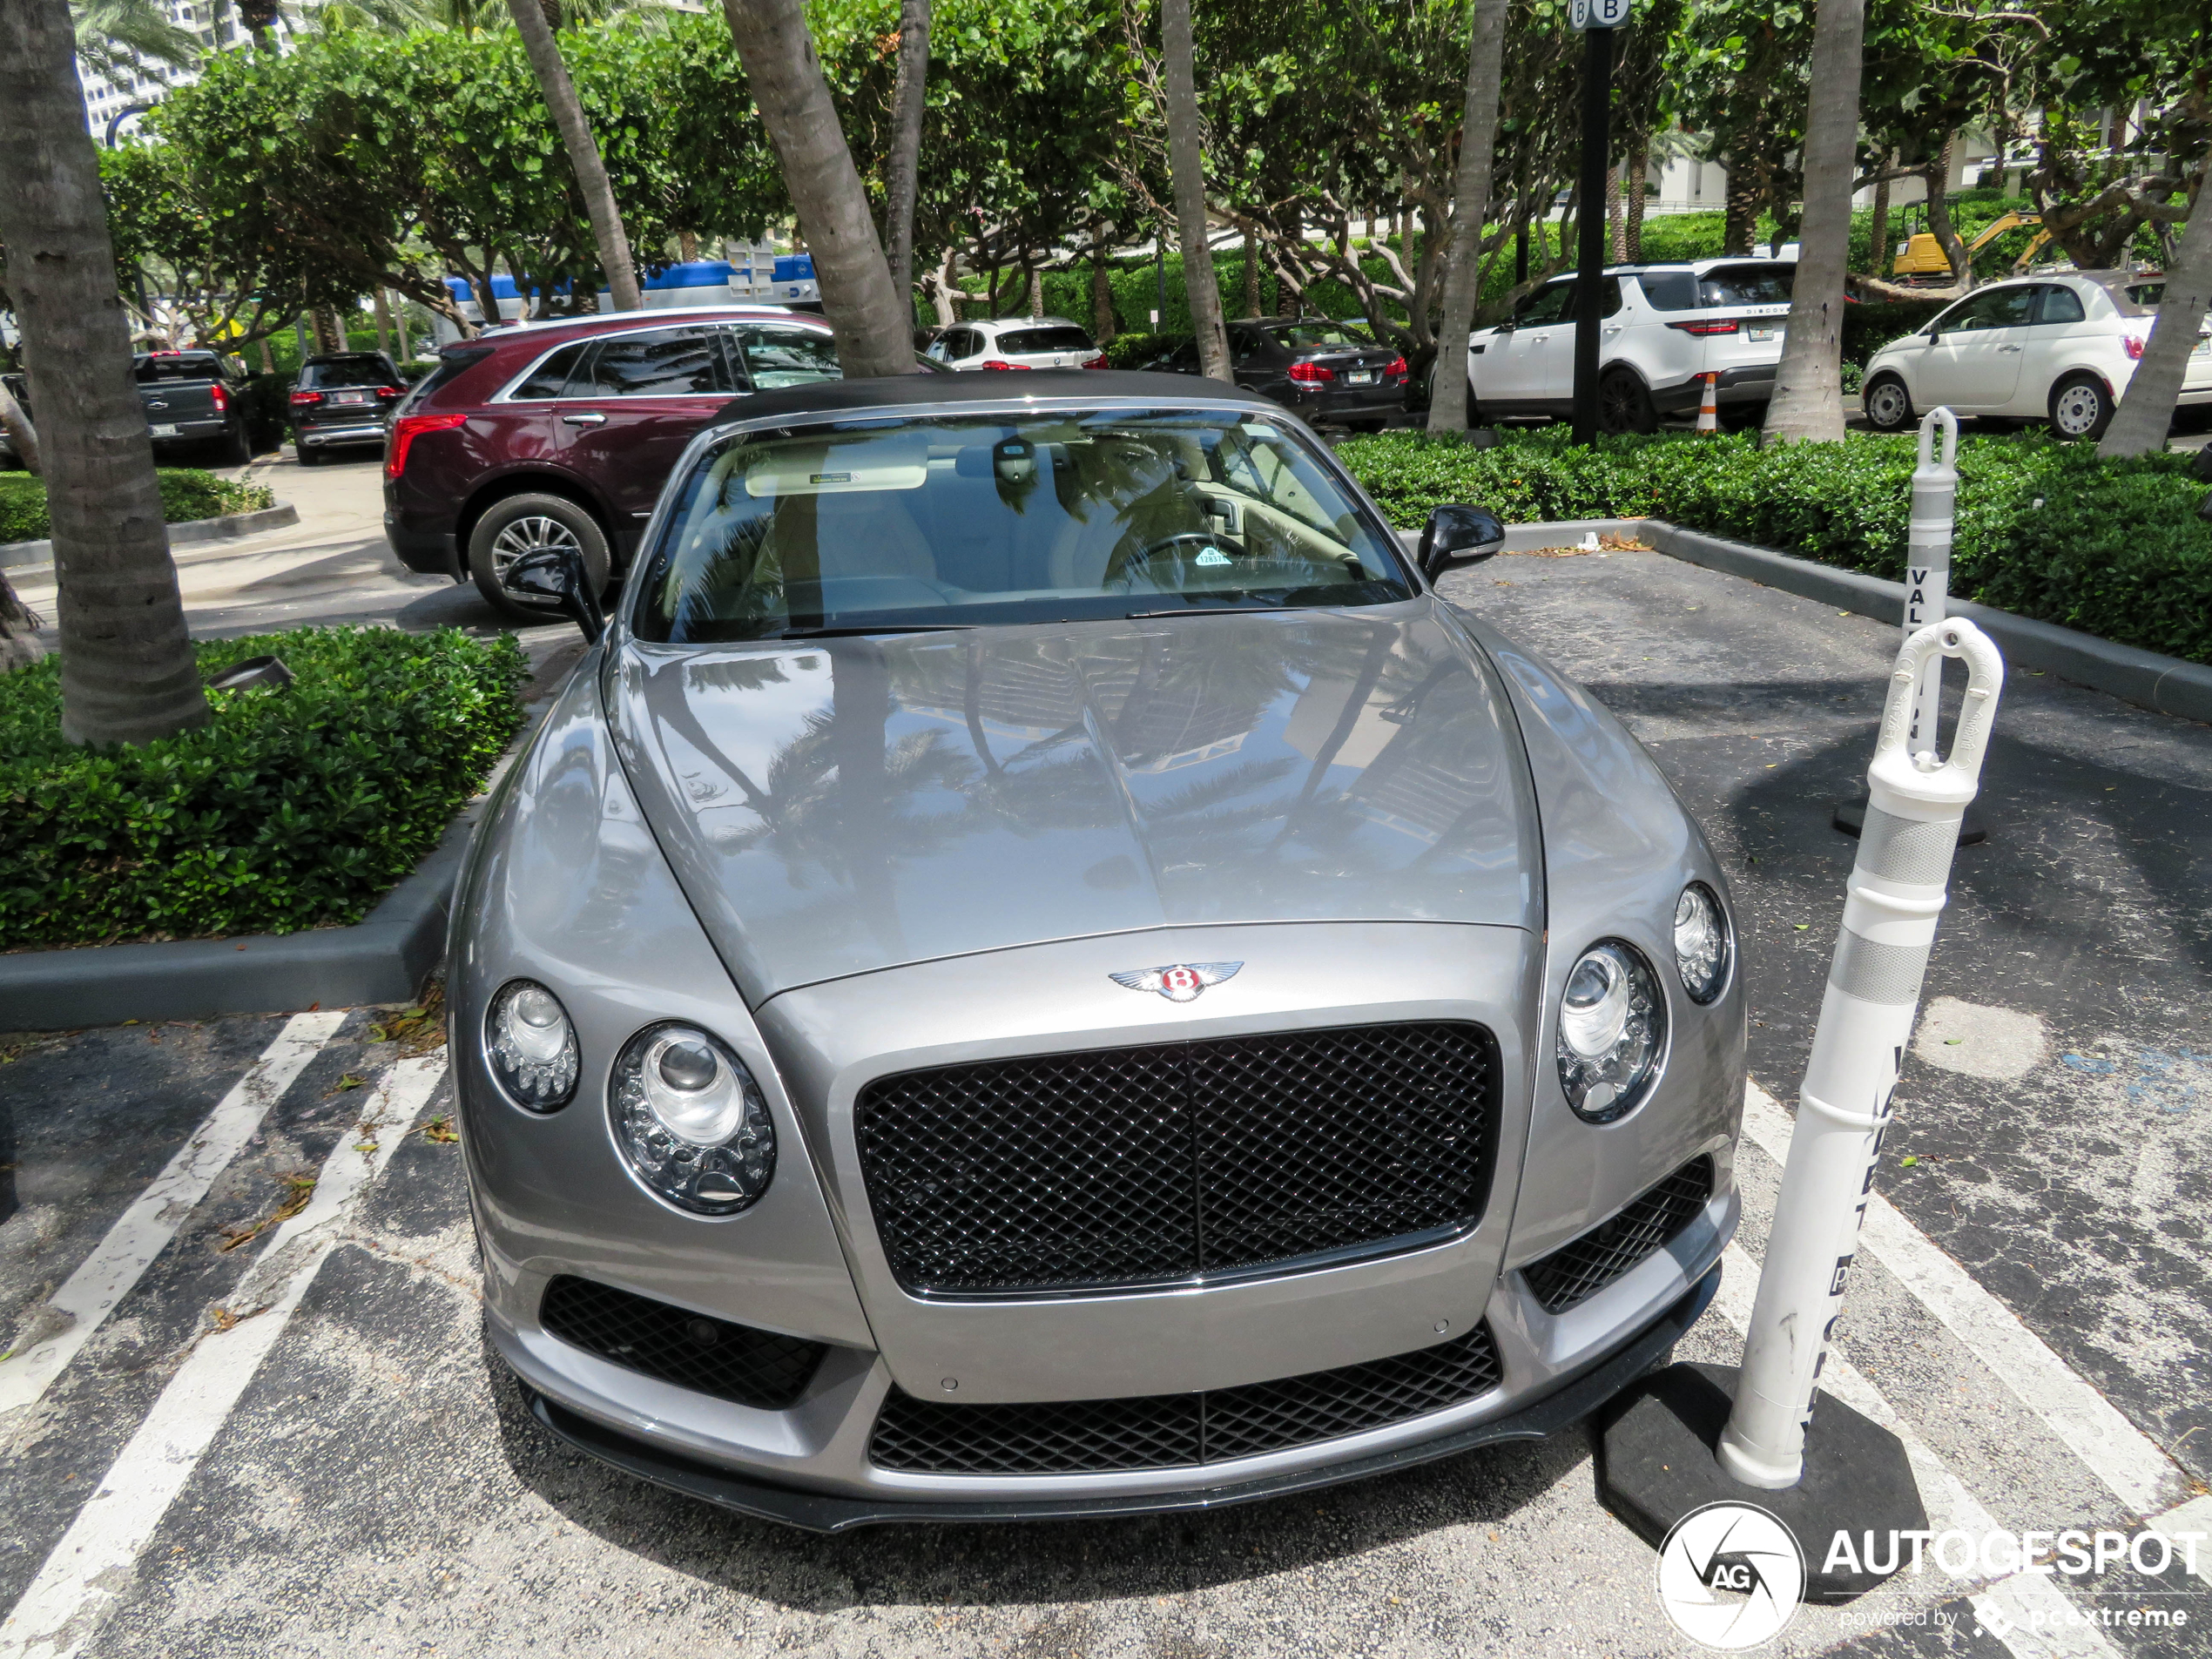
[{"left": 1694, "top": 372, "right": 1720, "bottom": 433}]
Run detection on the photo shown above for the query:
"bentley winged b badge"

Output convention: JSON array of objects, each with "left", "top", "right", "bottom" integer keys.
[{"left": 1108, "top": 962, "right": 1244, "bottom": 1003}]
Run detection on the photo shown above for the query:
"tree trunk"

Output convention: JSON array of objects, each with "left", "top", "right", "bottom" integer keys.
[
  {"left": 1625, "top": 142, "right": 1649, "bottom": 261},
  {"left": 2101, "top": 181, "right": 2211, "bottom": 456},
  {"left": 0, "top": 0, "right": 207, "bottom": 741},
  {"left": 1244, "top": 226, "right": 1260, "bottom": 316},
  {"left": 721, "top": 0, "right": 914, "bottom": 378},
  {"left": 1925, "top": 137, "right": 1968, "bottom": 284},
  {"left": 1027, "top": 263, "right": 1044, "bottom": 317},
  {"left": 0, "top": 376, "right": 40, "bottom": 475},
  {"left": 1723, "top": 166, "right": 1759, "bottom": 255},
  {"left": 1090, "top": 219, "right": 1116, "bottom": 341},
  {"left": 678, "top": 230, "right": 698, "bottom": 261},
  {"left": 372, "top": 287, "right": 395, "bottom": 359},
  {"left": 1159, "top": 0, "right": 1229, "bottom": 380},
  {"left": 0, "top": 567, "right": 41, "bottom": 673},
  {"left": 1763, "top": 0, "right": 1866, "bottom": 443},
  {"left": 1607, "top": 162, "right": 1626, "bottom": 262},
  {"left": 1867, "top": 163, "right": 1892, "bottom": 275},
  {"left": 1426, "top": 0, "right": 1509, "bottom": 434},
  {"left": 506, "top": 0, "right": 643, "bottom": 311},
  {"left": 313, "top": 305, "right": 346, "bottom": 355},
  {"left": 883, "top": 0, "right": 930, "bottom": 309}
]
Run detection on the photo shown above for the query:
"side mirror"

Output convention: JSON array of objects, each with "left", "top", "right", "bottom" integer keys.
[
  {"left": 1419, "top": 503, "right": 1505, "bottom": 579},
  {"left": 504, "top": 547, "right": 605, "bottom": 643}
]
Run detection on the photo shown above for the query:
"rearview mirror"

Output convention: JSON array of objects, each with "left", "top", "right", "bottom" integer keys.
[
  {"left": 1418, "top": 503, "right": 1505, "bottom": 579},
  {"left": 503, "top": 547, "right": 605, "bottom": 643}
]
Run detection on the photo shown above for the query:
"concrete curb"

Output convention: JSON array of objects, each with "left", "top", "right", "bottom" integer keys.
[
  {"left": 0, "top": 696, "right": 551, "bottom": 1031},
  {"left": 0, "top": 502, "right": 300, "bottom": 574},
  {"left": 1411, "top": 517, "right": 2212, "bottom": 726}
]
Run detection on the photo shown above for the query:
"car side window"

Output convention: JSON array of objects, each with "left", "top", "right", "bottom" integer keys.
[
  {"left": 1635, "top": 271, "right": 1698, "bottom": 311},
  {"left": 2035, "top": 285, "right": 2087, "bottom": 326},
  {"left": 511, "top": 340, "right": 593, "bottom": 400},
  {"left": 1952, "top": 288, "right": 2037, "bottom": 332},
  {"left": 576, "top": 327, "right": 736, "bottom": 396},
  {"left": 1231, "top": 330, "right": 1262, "bottom": 365},
  {"left": 732, "top": 323, "right": 840, "bottom": 390},
  {"left": 1517, "top": 284, "right": 1575, "bottom": 327}
]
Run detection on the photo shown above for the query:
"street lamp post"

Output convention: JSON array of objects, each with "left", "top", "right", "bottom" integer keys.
[{"left": 1568, "top": 0, "right": 1628, "bottom": 445}]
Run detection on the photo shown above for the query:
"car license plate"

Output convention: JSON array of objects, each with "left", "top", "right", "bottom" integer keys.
[
  {"left": 150, "top": 422, "right": 179, "bottom": 437},
  {"left": 1749, "top": 324, "right": 1781, "bottom": 342},
  {"left": 1347, "top": 370, "right": 1376, "bottom": 385},
  {"left": 333, "top": 390, "right": 368, "bottom": 404}
]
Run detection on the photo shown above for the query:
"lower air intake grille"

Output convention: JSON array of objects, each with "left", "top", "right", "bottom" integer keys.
[
  {"left": 1521, "top": 1157, "right": 1715, "bottom": 1314},
  {"left": 539, "top": 1276, "right": 826, "bottom": 1409},
  {"left": 854, "top": 1021, "right": 1499, "bottom": 1295},
  {"left": 868, "top": 1325, "right": 1501, "bottom": 1474}
]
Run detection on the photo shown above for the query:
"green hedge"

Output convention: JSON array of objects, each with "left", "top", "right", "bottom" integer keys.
[
  {"left": 0, "top": 625, "right": 527, "bottom": 948},
  {"left": 1339, "top": 428, "right": 2212, "bottom": 666},
  {"left": 0, "top": 470, "right": 275, "bottom": 544}
]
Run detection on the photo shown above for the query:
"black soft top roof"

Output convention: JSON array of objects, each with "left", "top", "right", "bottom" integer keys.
[{"left": 714, "top": 368, "right": 1263, "bottom": 427}]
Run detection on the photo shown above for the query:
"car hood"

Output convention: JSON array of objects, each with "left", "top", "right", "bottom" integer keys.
[{"left": 607, "top": 602, "right": 1541, "bottom": 1004}]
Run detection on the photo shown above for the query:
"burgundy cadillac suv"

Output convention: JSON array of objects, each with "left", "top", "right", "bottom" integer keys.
[{"left": 383, "top": 307, "right": 851, "bottom": 617}]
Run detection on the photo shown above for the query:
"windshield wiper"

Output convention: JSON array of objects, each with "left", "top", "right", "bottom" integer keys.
[
  {"left": 776, "top": 623, "right": 976, "bottom": 639},
  {"left": 1124, "top": 603, "right": 1294, "bottom": 619}
]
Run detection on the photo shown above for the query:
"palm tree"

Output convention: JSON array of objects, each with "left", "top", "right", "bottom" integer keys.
[
  {"left": 1762, "top": 0, "right": 1865, "bottom": 443},
  {"left": 2101, "top": 187, "right": 2211, "bottom": 457},
  {"left": 502, "top": 0, "right": 643, "bottom": 309},
  {"left": 70, "top": 0, "right": 199, "bottom": 86},
  {"left": 1, "top": 0, "right": 208, "bottom": 739},
  {"left": 718, "top": 0, "right": 914, "bottom": 379},
  {"left": 1158, "top": 0, "right": 1227, "bottom": 380},
  {"left": 1426, "top": 0, "right": 1509, "bottom": 433},
  {"left": 883, "top": 0, "right": 930, "bottom": 309}
]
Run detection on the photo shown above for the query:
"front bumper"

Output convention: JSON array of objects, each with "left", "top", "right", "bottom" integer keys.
[{"left": 518, "top": 1262, "right": 1723, "bottom": 1532}]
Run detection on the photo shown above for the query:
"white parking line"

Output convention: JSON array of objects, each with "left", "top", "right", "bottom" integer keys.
[
  {"left": 1716, "top": 1243, "right": 2124, "bottom": 1659},
  {"left": 0, "top": 1011, "right": 347, "bottom": 1427},
  {"left": 1740, "top": 1082, "right": 2180, "bottom": 1517},
  {"left": 0, "top": 1055, "right": 446, "bottom": 1659}
]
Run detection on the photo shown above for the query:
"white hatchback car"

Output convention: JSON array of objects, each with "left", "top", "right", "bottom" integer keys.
[
  {"left": 1456, "top": 259, "right": 1796, "bottom": 433},
  {"left": 926, "top": 316, "right": 1107, "bottom": 372},
  {"left": 1862, "top": 271, "right": 2212, "bottom": 440}
]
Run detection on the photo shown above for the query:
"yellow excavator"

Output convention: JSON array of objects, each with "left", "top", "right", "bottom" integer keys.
[{"left": 1891, "top": 211, "right": 2052, "bottom": 283}]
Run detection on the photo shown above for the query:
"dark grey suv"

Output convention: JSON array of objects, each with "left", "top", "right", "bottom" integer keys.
[{"left": 290, "top": 352, "right": 408, "bottom": 463}]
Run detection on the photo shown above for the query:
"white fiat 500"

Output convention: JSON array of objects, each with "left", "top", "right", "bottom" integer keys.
[{"left": 1862, "top": 271, "right": 2212, "bottom": 440}]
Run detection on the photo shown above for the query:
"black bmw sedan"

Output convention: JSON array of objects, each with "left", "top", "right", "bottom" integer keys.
[{"left": 1143, "top": 319, "right": 1409, "bottom": 430}]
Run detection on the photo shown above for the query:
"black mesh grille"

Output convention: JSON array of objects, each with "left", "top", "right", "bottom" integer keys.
[
  {"left": 1521, "top": 1157, "right": 1715, "bottom": 1314},
  {"left": 869, "top": 1325, "right": 1502, "bottom": 1474},
  {"left": 854, "top": 1022, "right": 1497, "bottom": 1295},
  {"left": 538, "top": 1277, "right": 827, "bottom": 1409}
]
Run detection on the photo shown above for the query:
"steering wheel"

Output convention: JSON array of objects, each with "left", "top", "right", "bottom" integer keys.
[{"left": 1109, "top": 529, "right": 1244, "bottom": 591}]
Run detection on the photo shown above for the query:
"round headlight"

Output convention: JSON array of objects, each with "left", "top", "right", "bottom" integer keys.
[
  {"left": 1673, "top": 882, "right": 1730, "bottom": 1003},
  {"left": 610, "top": 1023, "right": 776, "bottom": 1216},
  {"left": 484, "top": 980, "right": 579, "bottom": 1111},
  {"left": 1556, "top": 941, "right": 1666, "bottom": 1123}
]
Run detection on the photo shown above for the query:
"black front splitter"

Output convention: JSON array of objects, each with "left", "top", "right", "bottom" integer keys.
[{"left": 523, "top": 1262, "right": 1723, "bottom": 1534}]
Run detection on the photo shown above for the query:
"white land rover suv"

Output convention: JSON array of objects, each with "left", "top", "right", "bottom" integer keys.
[
  {"left": 1455, "top": 259, "right": 1797, "bottom": 433},
  {"left": 926, "top": 316, "right": 1107, "bottom": 372}
]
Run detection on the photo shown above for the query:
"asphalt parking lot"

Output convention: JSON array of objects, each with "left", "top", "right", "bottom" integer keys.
[{"left": 3, "top": 539, "right": 2209, "bottom": 1658}]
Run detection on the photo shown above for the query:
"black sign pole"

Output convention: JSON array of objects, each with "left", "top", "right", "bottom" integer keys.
[{"left": 1570, "top": 22, "right": 1614, "bottom": 445}]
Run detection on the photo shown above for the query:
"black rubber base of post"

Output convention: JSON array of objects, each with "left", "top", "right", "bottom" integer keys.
[
  {"left": 1833, "top": 793, "right": 1987, "bottom": 845},
  {"left": 1595, "top": 1363, "right": 1930, "bottom": 1605}
]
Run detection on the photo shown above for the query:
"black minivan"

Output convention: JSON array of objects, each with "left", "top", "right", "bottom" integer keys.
[{"left": 290, "top": 353, "right": 408, "bottom": 464}]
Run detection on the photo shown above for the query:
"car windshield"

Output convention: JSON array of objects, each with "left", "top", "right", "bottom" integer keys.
[
  {"left": 304, "top": 359, "right": 394, "bottom": 388},
  {"left": 1271, "top": 322, "right": 1372, "bottom": 348},
  {"left": 634, "top": 408, "right": 1411, "bottom": 644},
  {"left": 996, "top": 326, "right": 1093, "bottom": 354}
]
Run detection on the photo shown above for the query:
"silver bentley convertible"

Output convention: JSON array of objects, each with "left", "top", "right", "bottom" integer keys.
[{"left": 450, "top": 372, "right": 1743, "bottom": 1528}]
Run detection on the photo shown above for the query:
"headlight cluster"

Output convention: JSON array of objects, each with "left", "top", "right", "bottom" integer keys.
[
  {"left": 1556, "top": 942, "right": 1666, "bottom": 1122},
  {"left": 482, "top": 984, "right": 778, "bottom": 1217},
  {"left": 610, "top": 1023, "right": 777, "bottom": 1216},
  {"left": 485, "top": 981, "right": 579, "bottom": 1110},
  {"left": 1673, "top": 882, "right": 1731, "bottom": 1002},
  {"left": 1555, "top": 885, "right": 1730, "bottom": 1123}
]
